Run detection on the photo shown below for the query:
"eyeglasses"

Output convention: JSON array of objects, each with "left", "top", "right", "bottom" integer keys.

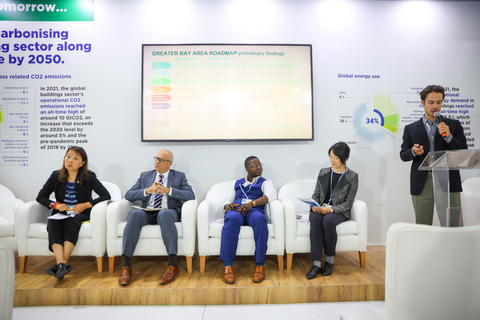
[
  {"left": 249, "top": 163, "right": 263, "bottom": 169},
  {"left": 153, "top": 156, "right": 172, "bottom": 163}
]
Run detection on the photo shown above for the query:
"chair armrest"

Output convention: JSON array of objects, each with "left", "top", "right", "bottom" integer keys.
[
  {"left": 180, "top": 199, "right": 197, "bottom": 257},
  {"left": 89, "top": 200, "right": 108, "bottom": 257},
  {"left": 280, "top": 198, "right": 298, "bottom": 254},
  {"left": 0, "top": 243, "right": 15, "bottom": 320},
  {"left": 197, "top": 199, "right": 219, "bottom": 256},
  {"left": 4, "top": 198, "right": 24, "bottom": 224},
  {"left": 16, "top": 201, "right": 49, "bottom": 256},
  {"left": 269, "top": 199, "right": 285, "bottom": 255},
  {"left": 106, "top": 199, "right": 133, "bottom": 257},
  {"left": 351, "top": 199, "right": 368, "bottom": 251}
]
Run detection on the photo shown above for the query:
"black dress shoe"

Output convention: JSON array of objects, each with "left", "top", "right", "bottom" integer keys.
[
  {"left": 322, "top": 262, "right": 334, "bottom": 276},
  {"left": 45, "top": 264, "right": 58, "bottom": 276},
  {"left": 55, "top": 263, "right": 73, "bottom": 280},
  {"left": 306, "top": 265, "right": 322, "bottom": 279}
]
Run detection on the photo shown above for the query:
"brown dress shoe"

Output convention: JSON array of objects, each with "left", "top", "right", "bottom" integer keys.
[
  {"left": 159, "top": 265, "right": 179, "bottom": 284},
  {"left": 223, "top": 265, "right": 235, "bottom": 284},
  {"left": 253, "top": 265, "right": 265, "bottom": 283},
  {"left": 118, "top": 266, "right": 132, "bottom": 286}
]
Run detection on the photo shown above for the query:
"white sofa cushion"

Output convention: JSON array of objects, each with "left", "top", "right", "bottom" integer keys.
[{"left": 28, "top": 222, "right": 91, "bottom": 239}]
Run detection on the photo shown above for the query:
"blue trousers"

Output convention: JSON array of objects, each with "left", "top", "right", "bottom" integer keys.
[
  {"left": 122, "top": 209, "right": 179, "bottom": 258},
  {"left": 220, "top": 208, "right": 268, "bottom": 265}
]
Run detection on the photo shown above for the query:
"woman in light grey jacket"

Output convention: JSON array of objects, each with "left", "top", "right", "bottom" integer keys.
[{"left": 306, "top": 142, "right": 358, "bottom": 279}]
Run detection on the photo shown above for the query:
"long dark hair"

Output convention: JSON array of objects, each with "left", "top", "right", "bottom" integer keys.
[{"left": 57, "top": 146, "right": 89, "bottom": 185}]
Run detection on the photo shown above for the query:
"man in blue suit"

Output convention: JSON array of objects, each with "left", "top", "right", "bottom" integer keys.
[
  {"left": 118, "top": 149, "right": 195, "bottom": 285},
  {"left": 220, "top": 156, "right": 277, "bottom": 284}
]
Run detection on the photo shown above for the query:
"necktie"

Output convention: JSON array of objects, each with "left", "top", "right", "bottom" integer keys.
[{"left": 153, "top": 174, "right": 164, "bottom": 208}]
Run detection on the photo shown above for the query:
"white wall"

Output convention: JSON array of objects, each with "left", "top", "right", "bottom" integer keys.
[{"left": 1, "top": 0, "right": 479, "bottom": 244}]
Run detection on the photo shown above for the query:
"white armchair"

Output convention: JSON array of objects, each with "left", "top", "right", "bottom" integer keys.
[
  {"left": 0, "top": 243, "right": 15, "bottom": 320},
  {"left": 339, "top": 222, "right": 480, "bottom": 320},
  {"left": 0, "top": 184, "right": 24, "bottom": 251},
  {"left": 16, "top": 181, "right": 122, "bottom": 273},
  {"left": 278, "top": 179, "right": 367, "bottom": 270},
  {"left": 461, "top": 177, "right": 480, "bottom": 226},
  {"left": 197, "top": 180, "right": 284, "bottom": 272},
  {"left": 106, "top": 192, "right": 197, "bottom": 273}
]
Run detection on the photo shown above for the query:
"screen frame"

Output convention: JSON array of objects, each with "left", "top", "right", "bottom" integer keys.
[{"left": 141, "top": 43, "right": 314, "bottom": 142}]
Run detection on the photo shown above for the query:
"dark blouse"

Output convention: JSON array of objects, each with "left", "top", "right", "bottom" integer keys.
[
  {"left": 36, "top": 170, "right": 111, "bottom": 216},
  {"left": 323, "top": 169, "right": 342, "bottom": 205}
]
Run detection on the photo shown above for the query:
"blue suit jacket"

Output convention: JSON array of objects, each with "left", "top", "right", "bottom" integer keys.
[{"left": 125, "top": 169, "right": 195, "bottom": 215}]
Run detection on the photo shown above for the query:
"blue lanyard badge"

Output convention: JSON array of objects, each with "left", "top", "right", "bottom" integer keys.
[
  {"left": 329, "top": 169, "right": 346, "bottom": 204},
  {"left": 66, "top": 174, "right": 77, "bottom": 207},
  {"left": 239, "top": 177, "right": 259, "bottom": 200}
]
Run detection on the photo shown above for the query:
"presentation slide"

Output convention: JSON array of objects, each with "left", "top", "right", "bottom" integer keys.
[{"left": 142, "top": 44, "right": 313, "bottom": 141}]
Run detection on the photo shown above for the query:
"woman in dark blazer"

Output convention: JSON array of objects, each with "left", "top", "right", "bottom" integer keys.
[
  {"left": 306, "top": 142, "right": 358, "bottom": 279},
  {"left": 36, "top": 146, "right": 110, "bottom": 279}
]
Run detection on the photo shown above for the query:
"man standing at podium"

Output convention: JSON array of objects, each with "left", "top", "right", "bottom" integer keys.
[{"left": 400, "top": 85, "right": 467, "bottom": 226}]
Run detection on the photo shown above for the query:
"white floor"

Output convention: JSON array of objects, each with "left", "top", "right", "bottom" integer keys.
[{"left": 12, "top": 301, "right": 386, "bottom": 320}]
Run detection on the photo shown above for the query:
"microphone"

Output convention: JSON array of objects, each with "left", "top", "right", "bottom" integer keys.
[{"left": 434, "top": 111, "right": 446, "bottom": 138}]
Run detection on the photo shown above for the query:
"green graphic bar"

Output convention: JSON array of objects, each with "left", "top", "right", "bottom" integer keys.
[{"left": 0, "top": 0, "right": 94, "bottom": 21}]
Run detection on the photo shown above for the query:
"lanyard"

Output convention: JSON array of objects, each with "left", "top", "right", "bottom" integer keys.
[
  {"left": 239, "top": 176, "right": 259, "bottom": 200},
  {"left": 329, "top": 168, "right": 347, "bottom": 204},
  {"left": 66, "top": 174, "right": 77, "bottom": 206}
]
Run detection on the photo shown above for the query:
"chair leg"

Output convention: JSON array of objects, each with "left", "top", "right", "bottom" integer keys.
[
  {"left": 186, "top": 256, "right": 192, "bottom": 273},
  {"left": 277, "top": 255, "right": 284, "bottom": 271},
  {"left": 200, "top": 256, "right": 206, "bottom": 273},
  {"left": 109, "top": 257, "right": 115, "bottom": 273},
  {"left": 96, "top": 256, "right": 103, "bottom": 272},
  {"left": 359, "top": 251, "right": 366, "bottom": 268},
  {"left": 19, "top": 256, "right": 28, "bottom": 273},
  {"left": 287, "top": 253, "right": 293, "bottom": 270}
]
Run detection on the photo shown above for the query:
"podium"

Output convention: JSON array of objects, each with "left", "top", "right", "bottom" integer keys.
[{"left": 419, "top": 149, "right": 480, "bottom": 227}]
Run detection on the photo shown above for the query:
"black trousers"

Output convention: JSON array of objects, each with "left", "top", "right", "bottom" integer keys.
[
  {"left": 47, "top": 212, "right": 90, "bottom": 252},
  {"left": 309, "top": 212, "right": 347, "bottom": 261}
]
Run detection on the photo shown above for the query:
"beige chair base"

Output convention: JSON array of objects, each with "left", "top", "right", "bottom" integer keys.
[
  {"left": 109, "top": 256, "right": 192, "bottom": 273},
  {"left": 200, "top": 255, "right": 284, "bottom": 272},
  {"left": 186, "top": 256, "right": 192, "bottom": 273},
  {"left": 277, "top": 255, "right": 284, "bottom": 271},
  {"left": 287, "top": 253, "right": 293, "bottom": 270},
  {"left": 359, "top": 251, "right": 366, "bottom": 268},
  {"left": 96, "top": 256, "right": 103, "bottom": 272},
  {"left": 200, "top": 256, "right": 206, "bottom": 273},
  {"left": 109, "top": 257, "right": 115, "bottom": 273},
  {"left": 286, "top": 251, "right": 366, "bottom": 270},
  {"left": 19, "top": 256, "right": 27, "bottom": 273}
]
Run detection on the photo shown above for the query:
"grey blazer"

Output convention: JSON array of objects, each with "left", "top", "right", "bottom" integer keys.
[
  {"left": 125, "top": 169, "right": 195, "bottom": 215},
  {"left": 311, "top": 167, "right": 359, "bottom": 219}
]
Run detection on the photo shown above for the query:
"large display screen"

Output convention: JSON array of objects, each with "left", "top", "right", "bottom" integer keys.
[{"left": 141, "top": 44, "right": 313, "bottom": 141}]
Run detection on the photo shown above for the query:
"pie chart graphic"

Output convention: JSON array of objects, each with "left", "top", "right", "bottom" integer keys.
[{"left": 353, "top": 93, "right": 400, "bottom": 141}]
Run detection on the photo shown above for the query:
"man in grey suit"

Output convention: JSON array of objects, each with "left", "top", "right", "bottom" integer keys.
[{"left": 118, "top": 149, "right": 195, "bottom": 285}]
